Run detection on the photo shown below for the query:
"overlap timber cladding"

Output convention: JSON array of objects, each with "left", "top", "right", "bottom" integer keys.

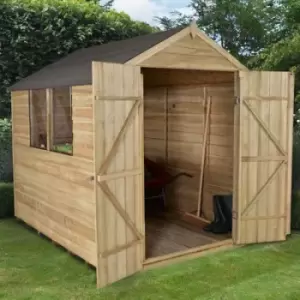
[
  {"left": 144, "top": 69, "right": 234, "bottom": 219},
  {"left": 11, "top": 88, "right": 96, "bottom": 266},
  {"left": 233, "top": 71, "right": 293, "bottom": 243}
]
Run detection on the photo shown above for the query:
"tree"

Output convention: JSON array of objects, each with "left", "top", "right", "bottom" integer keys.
[
  {"left": 0, "top": 0, "right": 153, "bottom": 118},
  {"left": 86, "top": 0, "right": 114, "bottom": 9},
  {"left": 156, "top": 0, "right": 284, "bottom": 63}
]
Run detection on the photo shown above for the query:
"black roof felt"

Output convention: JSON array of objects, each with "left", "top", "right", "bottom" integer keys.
[{"left": 10, "top": 27, "right": 182, "bottom": 91}]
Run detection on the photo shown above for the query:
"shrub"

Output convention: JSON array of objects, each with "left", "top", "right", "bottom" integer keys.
[
  {"left": 0, "top": 0, "right": 154, "bottom": 118},
  {"left": 292, "top": 191, "right": 300, "bottom": 230},
  {"left": 0, "top": 118, "right": 13, "bottom": 182},
  {"left": 0, "top": 182, "right": 14, "bottom": 218},
  {"left": 292, "top": 132, "right": 300, "bottom": 230}
]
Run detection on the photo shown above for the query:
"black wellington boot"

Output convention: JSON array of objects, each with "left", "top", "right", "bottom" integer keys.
[
  {"left": 203, "top": 195, "right": 221, "bottom": 232},
  {"left": 211, "top": 195, "right": 231, "bottom": 234},
  {"left": 219, "top": 195, "right": 233, "bottom": 232}
]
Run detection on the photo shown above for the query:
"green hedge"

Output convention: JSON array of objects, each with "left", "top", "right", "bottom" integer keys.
[
  {"left": 0, "top": 119, "right": 12, "bottom": 182},
  {"left": 0, "top": 0, "right": 154, "bottom": 118},
  {"left": 292, "top": 133, "right": 300, "bottom": 230},
  {"left": 0, "top": 182, "right": 14, "bottom": 218}
]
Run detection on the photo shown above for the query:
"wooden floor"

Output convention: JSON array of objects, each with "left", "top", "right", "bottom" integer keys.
[{"left": 146, "top": 216, "right": 230, "bottom": 258}]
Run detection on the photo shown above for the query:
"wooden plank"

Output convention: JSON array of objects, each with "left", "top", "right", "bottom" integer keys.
[
  {"left": 269, "top": 72, "right": 282, "bottom": 241},
  {"left": 197, "top": 93, "right": 210, "bottom": 217},
  {"left": 256, "top": 73, "right": 270, "bottom": 243},
  {"left": 135, "top": 79, "right": 143, "bottom": 270},
  {"left": 46, "top": 89, "right": 53, "bottom": 151},
  {"left": 242, "top": 156, "right": 287, "bottom": 162},
  {"left": 247, "top": 73, "right": 259, "bottom": 243},
  {"left": 278, "top": 73, "right": 288, "bottom": 238},
  {"left": 102, "top": 239, "right": 140, "bottom": 258},
  {"left": 143, "top": 69, "right": 234, "bottom": 88},
  {"left": 105, "top": 92, "right": 117, "bottom": 285},
  {"left": 242, "top": 157, "right": 285, "bottom": 217},
  {"left": 95, "top": 95, "right": 142, "bottom": 101},
  {"left": 92, "top": 62, "right": 108, "bottom": 287},
  {"left": 244, "top": 99, "right": 286, "bottom": 156},
  {"left": 286, "top": 73, "right": 295, "bottom": 234},
  {"left": 97, "top": 169, "right": 142, "bottom": 182},
  {"left": 116, "top": 103, "right": 127, "bottom": 281},
  {"left": 144, "top": 239, "right": 234, "bottom": 270},
  {"left": 242, "top": 215, "right": 286, "bottom": 221},
  {"left": 244, "top": 96, "right": 288, "bottom": 101},
  {"left": 99, "top": 100, "right": 140, "bottom": 175}
]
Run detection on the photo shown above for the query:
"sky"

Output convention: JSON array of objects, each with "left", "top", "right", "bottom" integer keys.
[{"left": 112, "top": 0, "right": 192, "bottom": 25}]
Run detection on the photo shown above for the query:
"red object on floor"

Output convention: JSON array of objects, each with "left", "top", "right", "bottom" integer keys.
[{"left": 144, "top": 157, "right": 172, "bottom": 189}]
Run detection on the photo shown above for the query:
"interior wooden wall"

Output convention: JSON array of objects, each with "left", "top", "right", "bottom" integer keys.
[
  {"left": 202, "top": 86, "right": 235, "bottom": 220},
  {"left": 12, "top": 87, "right": 96, "bottom": 266},
  {"left": 72, "top": 86, "right": 94, "bottom": 160},
  {"left": 53, "top": 87, "right": 72, "bottom": 145},
  {"left": 144, "top": 69, "right": 234, "bottom": 220},
  {"left": 30, "top": 89, "right": 47, "bottom": 148}
]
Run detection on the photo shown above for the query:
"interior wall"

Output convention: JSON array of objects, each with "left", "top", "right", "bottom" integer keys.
[
  {"left": 11, "top": 87, "right": 96, "bottom": 266},
  {"left": 72, "top": 86, "right": 94, "bottom": 160},
  {"left": 144, "top": 68, "right": 234, "bottom": 220},
  {"left": 53, "top": 87, "right": 72, "bottom": 145},
  {"left": 30, "top": 89, "right": 47, "bottom": 148}
]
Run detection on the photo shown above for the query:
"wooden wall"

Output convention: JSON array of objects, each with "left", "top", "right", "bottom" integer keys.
[
  {"left": 140, "top": 35, "right": 238, "bottom": 71},
  {"left": 144, "top": 69, "right": 234, "bottom": 220},
  {"left": 12, "top": 87, "right": 96, "bottom": 266},
  {"left": 203, "top": 86, "right": 235, "bottom": 220}
]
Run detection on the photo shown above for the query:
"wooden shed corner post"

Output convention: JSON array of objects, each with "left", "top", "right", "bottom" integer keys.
[{"left": 92, "top": 61, "right": 145, "bottom": 288}]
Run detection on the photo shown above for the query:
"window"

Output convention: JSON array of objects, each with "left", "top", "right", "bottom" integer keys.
[
  {"left": 29, "top": 87, "right": 73, "bottom": 155},
  {"left": 29, "top": 89, "right": 47, "bottom": 150},
  {"left": 52, "top": 87, "right": 73, "bottom": 155}
]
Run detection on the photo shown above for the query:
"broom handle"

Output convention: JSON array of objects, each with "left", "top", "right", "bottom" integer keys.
[{"left": 197, "top": 95, "right": 211, "bottom": 217}]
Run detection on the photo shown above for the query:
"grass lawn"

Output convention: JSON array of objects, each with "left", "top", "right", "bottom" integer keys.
[{"left": 1, "top": 220, "right": 300, "bottom": 299}]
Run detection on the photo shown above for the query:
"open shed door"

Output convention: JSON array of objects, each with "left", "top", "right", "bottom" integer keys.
[
  {"left": 92, "top": 62, "right": 144, "bottom": 287},
  {"left": 233, "top": 71, "right": 294, "bottom": 244}
]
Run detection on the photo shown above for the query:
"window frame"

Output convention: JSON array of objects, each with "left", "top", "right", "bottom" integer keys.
[{"left": 28, "top": 87, "right": 73, "bottom": 156}]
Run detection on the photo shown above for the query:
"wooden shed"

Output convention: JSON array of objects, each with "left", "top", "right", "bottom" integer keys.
[{"left": 10, "top": 23, "right": 294, "bottom": 287}]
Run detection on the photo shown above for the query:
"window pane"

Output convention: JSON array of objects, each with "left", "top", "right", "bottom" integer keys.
[
  {"left": 52, "top": 87, "right": 73, "bottom": 155},
  {"left": 29, "top": 89, "right": 47, "bottom": 149}
]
